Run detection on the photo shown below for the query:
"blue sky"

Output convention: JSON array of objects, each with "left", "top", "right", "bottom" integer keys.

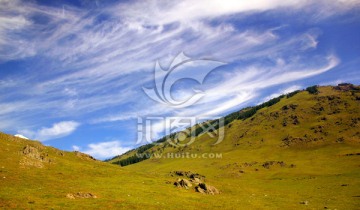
[{"left": 0, "top": 0, "right": 359, "bottom": 159}]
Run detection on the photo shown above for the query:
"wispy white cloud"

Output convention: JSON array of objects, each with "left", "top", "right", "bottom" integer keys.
[
  {"left": 134, "top": 53, "right": 338, "bottom": 140},
  {"left": 110, "top": 0, "right": 359, "bottom": 26},
  {"left": 0, "top": 0, "right": 357, "bottom": 145},
  {"left": 72, "top": 145, "right": 80, "bottom": 151},
  {"left": 19, "top": 121, "right": 80, "bottom": 141},
  {"left": 170, "top": 53, "right": 339, "bottom": 117},
  {"left": 79, "top": 141, "right": 131, "bottom": 160}
]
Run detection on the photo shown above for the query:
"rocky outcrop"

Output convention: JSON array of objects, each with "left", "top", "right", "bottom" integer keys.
[
  {"left": 195, "top": 183, "right": 220, "bottom": 195},
  {"left": 171, "top": 171, "right": 219, "bottom": 195},
  {"left": 19, "top": 145, "right": 51, "bottom": 168},
  {"left": 262, "top": 161, "right": 286, "bottom": 169},
  {"left": 281, "top": 104, "right": 298, "bottom": 111},
  {"left": 333, "top": 83, "right": 360, "bottom": 91},
  {"left": 66, "top": 192, "right": 97, "bottom": 199},
  {"left": 174, "top": 178, "right": 192, "bottom": 189},
  {"left": 282, "top": 135, "right": 324, "bottom": 147},
  {"left": 74, "top": 151, "right": 96, "bottom": 161}
]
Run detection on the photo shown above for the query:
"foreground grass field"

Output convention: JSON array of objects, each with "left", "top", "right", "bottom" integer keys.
[{"left": 1, "top": 85, "right": 359, "bottom": 209}]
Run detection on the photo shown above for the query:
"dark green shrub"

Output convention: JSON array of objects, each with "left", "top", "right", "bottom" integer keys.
[
  {"left": 286, "top": 90, "right": 301, "bottom": 98},
  {"left": 113, "top": 153, "right": 150, "bottom": 166},
  {"left": 306, "top": 85, "right": 319, "bottom": 94}
]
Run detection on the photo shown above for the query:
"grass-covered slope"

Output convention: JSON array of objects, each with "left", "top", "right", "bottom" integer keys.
[
  {"left": 1, "top": 84, "right": 360, "bottom": 209},
  {"left": 109, "top": 84, "right": 360, "bottom": 164},
  {"left": 0, "top": 133, "right": 187, "bottom": 209},
  {"left": 107, "top": 84, "right": 360, "bottom": 209}
]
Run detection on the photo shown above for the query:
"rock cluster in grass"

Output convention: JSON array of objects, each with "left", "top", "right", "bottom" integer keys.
[
  {"left": 174, "top": 178, "right": 193, "bottom": 189},
  {"left": 66, "top": 192, "right": 97, "bottom": 199},
  {"left": 19, "top": 145, "right": 52, "bottom": 168},
  {"left": 262, "top": 161, "right": 287, "bottom": 169},
  {"left": 74, "top": 151, "right": 97, "bottom": 161},
  {"left": 281, "top": 104, "right": 298, "bottom": 111},
  {"left": 333, "top": 83, "right": 360, "bottom": 91},
  {"left": 171, "top": 170, "right": 205, "bottom": 180},
  {"left": 194, "top": 183, "right": 220, "bottom": 195},
  {"left": 171, "top": 171, "right": 220, "bottom": 195},
  {"left": 281, "top": 134, "right": 324, "bottom": 147},
  {"left": 220, "top": 161, "right": 296, "bottom": 173}
]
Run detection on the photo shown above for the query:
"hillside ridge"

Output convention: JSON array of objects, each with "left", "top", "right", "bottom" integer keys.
[{"left": 108, "top": 84, "right": 360, "bottom": 166}]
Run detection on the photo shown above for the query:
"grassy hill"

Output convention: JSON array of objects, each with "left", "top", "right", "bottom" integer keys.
[{"left": 1, "top": 84, "right": 360, "bottom": 209}]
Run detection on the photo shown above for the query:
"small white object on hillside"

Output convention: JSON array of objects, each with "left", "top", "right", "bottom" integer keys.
[{"left": 14, "top": 134, "right": 29, "bottom": 139}]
